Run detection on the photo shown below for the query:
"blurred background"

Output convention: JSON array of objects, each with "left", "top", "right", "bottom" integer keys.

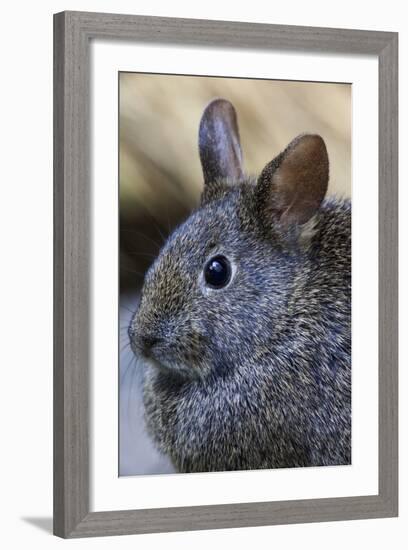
[{"left": 119, "top": 73, "right": 351, "bottom": 476}]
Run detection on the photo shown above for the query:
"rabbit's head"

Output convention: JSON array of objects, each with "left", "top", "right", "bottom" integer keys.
[{"left": 129, "top": 99, "right": 329, "bottom": 379}]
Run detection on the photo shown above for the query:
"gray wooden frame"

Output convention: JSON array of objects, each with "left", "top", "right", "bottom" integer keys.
[{"left": 53, "top": 10, "right": 398, "bottom": 538}]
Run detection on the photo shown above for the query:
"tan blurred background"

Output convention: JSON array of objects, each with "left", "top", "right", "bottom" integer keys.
[
  {"left": 119, "top": 73, "right": 351, "bottom": 475},
  {"left": 119, "top": 72, "right": 351, "bottom": 294}
]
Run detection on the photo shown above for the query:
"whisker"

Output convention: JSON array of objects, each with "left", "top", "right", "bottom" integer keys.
[
  {"left": 120, "top": 229, "right": 162, "bottom": 250},
  {"left": 163, "top": 199, "right": 172, "bottom": 235},
  {"left": 128, "top": 251, "right": 158, "bottom": 260},
  {"left": 153, "top": 223, "right": 166, "bottom": 244},
  {"left": 120, "top": 304, "right": 135, "bottom": 315},
  {"left": 119, "top": 334, "right": 130, "bottom": 347},
  {"left": 119, "top": 348, "right": 137, "bottom": 388},
  {"left": 127, "top": 354, "right": 139, "bottom": 422},
  {"left": 120, "top": 341, "right": 131, "bottom": 355},
  {"left": 120, "top": 267, "right": 146, "bottom": 278},
  {"left": 140, "top": 208, "right": 168, "bottom": 244}
]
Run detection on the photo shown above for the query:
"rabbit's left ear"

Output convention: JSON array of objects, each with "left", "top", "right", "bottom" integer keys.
[
  {"left": 199, "top": 98, "right": 244, "bottom": 186},
  {"left": 256, "top": 134, "right": 329, "bottom": 227}
]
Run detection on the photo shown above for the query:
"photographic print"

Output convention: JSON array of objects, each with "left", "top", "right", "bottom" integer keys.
[
  {"left": 119, "top": 73, "right": 351, "bottom": 476},
  {"left": 53, "top": 13, "right": 398, "bottom": 536}
]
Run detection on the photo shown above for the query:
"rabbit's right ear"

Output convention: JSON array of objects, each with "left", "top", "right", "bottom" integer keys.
[{"left": 198, "top": 99, "right": 244, "bottom": 186}]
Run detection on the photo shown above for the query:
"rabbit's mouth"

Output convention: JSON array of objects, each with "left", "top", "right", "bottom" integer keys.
[
  {"left": 129, "top": 317, "right": 211, "bottom": 378},
  {"left": 129, "top": 333, "right": 192, "bottom": 376},
  {"left": 143, "top": 351, "right": 202, "bottom": 380},
  {"left": 143, "top": 342, "right": 210, "bottom": 379}
]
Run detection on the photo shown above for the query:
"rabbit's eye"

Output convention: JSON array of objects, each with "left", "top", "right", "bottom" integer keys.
[{"left": 204, "top": 255, "right": 231, "bottom": 289}]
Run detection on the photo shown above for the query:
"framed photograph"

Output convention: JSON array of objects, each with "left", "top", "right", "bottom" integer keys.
[{"left": 53, "top": 11, "right": 398, "bottom": 538}]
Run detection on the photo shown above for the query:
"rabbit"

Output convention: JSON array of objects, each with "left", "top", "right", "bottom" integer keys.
[{"left": 128, "top": 98, "right": 351, "bottom": 473}]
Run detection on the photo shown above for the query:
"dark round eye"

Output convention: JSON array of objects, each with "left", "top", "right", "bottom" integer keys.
[{"left": 204, "top": 255, "right": 232, "bottom": 289}]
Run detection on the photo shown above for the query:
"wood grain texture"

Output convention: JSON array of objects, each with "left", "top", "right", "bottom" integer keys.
[
  {"left": 378, "top": 34, "right": 398, "bottom": 513},
  {"left": 53, "top": 11, "right": 90, "bottom": 537},
  {"left": 53, "top": 11, "right": 398, "bottom": 538},
  {"left": 64, "top": 10, "right": 394, "bottom": 53}
]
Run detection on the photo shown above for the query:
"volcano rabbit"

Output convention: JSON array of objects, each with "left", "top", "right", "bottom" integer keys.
[{"left": 129, "top": 98, "right": 351, "bottom": 473}]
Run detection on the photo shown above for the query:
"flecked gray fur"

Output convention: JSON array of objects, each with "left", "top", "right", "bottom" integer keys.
[{"left": 129, "top": 99, "right": 351, "bottom": 473}]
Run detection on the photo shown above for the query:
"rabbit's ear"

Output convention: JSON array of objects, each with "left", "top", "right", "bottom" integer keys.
[
  {"left": 199, "top": 99, "right": 244, "bottom": 185},
  {"left": 256, "top": 134, "right": 329, "bottom": 226}
]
